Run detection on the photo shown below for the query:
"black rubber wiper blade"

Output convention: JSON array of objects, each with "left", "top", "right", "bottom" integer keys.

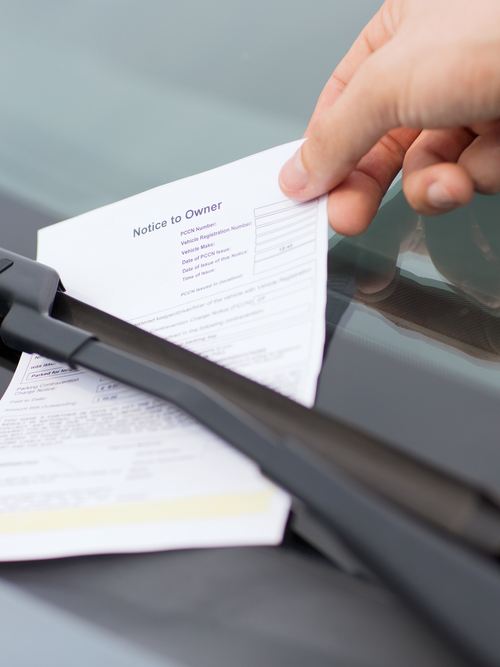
[{"left": 52, "top": 290, "right": 500, "bottom": 556}]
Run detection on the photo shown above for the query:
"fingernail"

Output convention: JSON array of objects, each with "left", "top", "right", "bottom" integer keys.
[
  {"left": 427, "top": 182, "right": 456, "bottom": 209},
  {"left": 280, "top": 148, "right": 309, "bottom": 193}
]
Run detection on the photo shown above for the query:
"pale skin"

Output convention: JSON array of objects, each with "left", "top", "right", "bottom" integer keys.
[{"left": 279, "top": 0, "right": 500, "bottom": 235}]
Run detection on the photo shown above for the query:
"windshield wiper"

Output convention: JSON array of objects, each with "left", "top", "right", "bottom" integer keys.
[{"left": 0, "top": 248, "right": 499, "bottom": 667}]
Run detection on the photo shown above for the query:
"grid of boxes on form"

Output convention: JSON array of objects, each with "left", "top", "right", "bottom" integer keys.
[{"left": 253, "top": 199, "right": 319, "bottom": 274}]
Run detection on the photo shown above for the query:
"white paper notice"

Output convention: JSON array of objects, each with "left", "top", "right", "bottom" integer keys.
[{"left": 0, "top": 141, "right": 327, "bottom": 560}]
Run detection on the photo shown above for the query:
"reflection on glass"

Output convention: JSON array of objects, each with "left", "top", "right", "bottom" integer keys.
[{"left": 326, "top": 191, "right": 500, "bottom": 361}]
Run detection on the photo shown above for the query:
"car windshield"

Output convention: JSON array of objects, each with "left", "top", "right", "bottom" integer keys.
[
  {"left": 0, "top": 2, "right": 380, "bottom": 217},
  {"left": 1, "top": 0, "right": 499, "bottom": 503},
  {"left": 321, "top": 190, "right": 500, "bottom": 502}
]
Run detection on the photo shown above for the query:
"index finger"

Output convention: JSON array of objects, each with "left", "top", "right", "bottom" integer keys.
[
  {"left": 306, "top": 3, "right": 397, "bottom": 134},
  {"left": 279, "top": 38, "right": 404, "bottom": 203}
]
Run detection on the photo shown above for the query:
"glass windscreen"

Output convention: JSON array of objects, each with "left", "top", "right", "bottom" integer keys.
[
  {"left": 318, "top": 189, "right": 500, "bottom": 499},
  {"left": 0, "top": 0, "right": 498, "bottom": 500},
  {"left": 0, "top": 1, "right": 380, "bottom": 217}
]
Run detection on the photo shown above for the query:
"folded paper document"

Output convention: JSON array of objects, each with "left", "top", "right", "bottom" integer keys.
[{"left": 0, "top": 141, "right": 327, "bottom": 560}]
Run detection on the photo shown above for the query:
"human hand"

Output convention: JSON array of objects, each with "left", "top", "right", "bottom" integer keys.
[{"left": 279, "top": 0, "right": 500, "bottom": 235}]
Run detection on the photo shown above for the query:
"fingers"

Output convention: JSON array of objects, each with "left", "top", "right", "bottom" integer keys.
[
  {"left": 305, "top": 4, "right": 398, "bottom": 132},
  {"left": 327, "top": 127, "right": 419, "bottom": 235},
  {"left": 378, "top": 124, "right": 500, "bottom": 218},
  {"left": 280, "top": 6, "right": 403, "bottom": 202},
  {"left": 459, "top": 126, "right": 500, "bottom": 194},
  {"left": 279, "top": 46, "right": 402, "bottom": 202},
  {"left": 402, "top": 128, "right": 476, "bottom": 215}
]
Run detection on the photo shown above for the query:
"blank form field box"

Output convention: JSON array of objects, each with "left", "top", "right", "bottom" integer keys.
[{"left": 254, "top": 199, "right": 319, "bottom": 273}]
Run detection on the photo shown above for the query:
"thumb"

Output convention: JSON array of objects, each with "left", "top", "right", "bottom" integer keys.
[{"left": 279, "top": 45, "right": 404, "bottom": 202}]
